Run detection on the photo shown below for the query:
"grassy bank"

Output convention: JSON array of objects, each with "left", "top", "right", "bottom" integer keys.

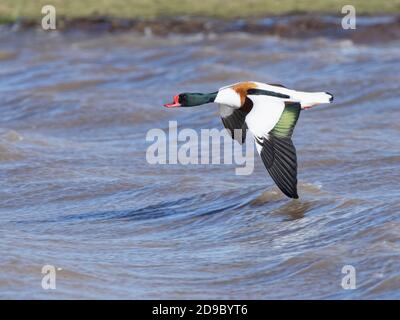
[{"left": 1, "top": 0, "right": 400, "bottom": 23}]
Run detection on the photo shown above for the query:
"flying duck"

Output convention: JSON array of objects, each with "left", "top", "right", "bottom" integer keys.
[{"left": 164, "top": 81, "right": 333, "bottom": 199}]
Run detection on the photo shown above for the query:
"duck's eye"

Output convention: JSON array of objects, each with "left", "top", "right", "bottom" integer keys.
[{"left": 179, "top": 94, "right": 187, "bottom": 104}]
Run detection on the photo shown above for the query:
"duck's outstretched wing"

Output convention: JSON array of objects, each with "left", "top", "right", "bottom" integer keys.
[
  {"left": 219, "top": 97, "right": 253, "bottom": 144},
  {"left": 246, "top": 96, "right": 301, "bottom": 199},
  {"left": 256, "top": 134, "right": 298, "bottom": 199}
]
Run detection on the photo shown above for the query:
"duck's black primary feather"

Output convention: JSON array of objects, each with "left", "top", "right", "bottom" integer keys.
[
  {"left": 247, "top": 88, "right": 290, "bottom": 99},
  {"left": 258, "top": 135, "right": 298, "bottom": 199}
]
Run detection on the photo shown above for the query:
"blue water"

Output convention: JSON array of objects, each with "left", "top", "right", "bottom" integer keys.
[{"left": 0, "top": 26, "right": 399, "bottom": 299}]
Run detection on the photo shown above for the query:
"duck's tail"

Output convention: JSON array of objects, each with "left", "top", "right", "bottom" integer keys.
[{"left": 291, "top": 91, "right": 334, "bottom": 109}]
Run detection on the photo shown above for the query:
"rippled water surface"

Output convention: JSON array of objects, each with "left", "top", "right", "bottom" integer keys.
[{"left": 1, "top": 25, "right": 399, "bottom": 299}]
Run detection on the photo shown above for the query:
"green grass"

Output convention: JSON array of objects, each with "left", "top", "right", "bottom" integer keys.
[{"left": 1, "top": 0, "right": 400, "bottom": 23}]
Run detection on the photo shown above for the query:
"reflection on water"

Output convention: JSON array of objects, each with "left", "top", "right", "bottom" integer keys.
[
  {"left": 0, "top": 25, "right": 400, "bottom": 299},
  {"left": 272, "top": 200, "right": 312, "bottom": 221}
]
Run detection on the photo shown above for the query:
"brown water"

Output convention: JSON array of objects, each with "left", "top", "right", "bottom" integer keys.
[{"left": 0, "top": 24, "right": 399, "bottom": 299}]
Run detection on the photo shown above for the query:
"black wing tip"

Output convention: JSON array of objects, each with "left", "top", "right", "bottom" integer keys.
[
  {"left": 279, "top": 186, "right": 299, "bottom": 199},
  {"left": 288, "top": 192, "right": 299, "bottom": 199},
  {"left": 259, "top": 135, "right": 299, "bottom": 200}
]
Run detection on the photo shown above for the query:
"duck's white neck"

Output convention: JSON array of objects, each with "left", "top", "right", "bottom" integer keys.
[{"left": 214, "top": 88, "right": 242, "bottom": 108}]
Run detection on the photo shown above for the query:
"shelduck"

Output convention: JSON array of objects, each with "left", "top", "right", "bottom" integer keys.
[{"left": 164, "top": 81, "right": 333, "bottom": 199}]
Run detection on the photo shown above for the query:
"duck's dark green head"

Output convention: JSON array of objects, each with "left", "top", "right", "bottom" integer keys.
[{"left": 164, "top": 92, "right": 217, "bottom": 108}]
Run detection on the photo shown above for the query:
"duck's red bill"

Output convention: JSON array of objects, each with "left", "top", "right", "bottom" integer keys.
[{"left": 164, "top": 95, "right": 181, "bottom": 108}]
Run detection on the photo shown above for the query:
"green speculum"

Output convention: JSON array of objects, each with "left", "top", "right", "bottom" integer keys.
[{"left": 181, "top": 92, "right": 218, "bottom": 107}]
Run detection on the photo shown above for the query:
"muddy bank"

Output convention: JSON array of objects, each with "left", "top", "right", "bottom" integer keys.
[{"left": 5, "top": 15, "right": 400, "bottom": 43}]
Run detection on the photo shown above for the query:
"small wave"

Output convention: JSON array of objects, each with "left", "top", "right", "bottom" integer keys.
[
  {"left": 0, "top": 145, "right": 24, "bottom": 162},
  {"left": 250, "top": 189, "right": 285, "bottom": 205},
  {"left": 38, "top": 79, "right": 107, "bottom": 93},
  {"left": 0, "top": 129, "right": 25, "bottom": 161},
  {"left": 0, "top": 50, "right": 17, "bottom": 61}
]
